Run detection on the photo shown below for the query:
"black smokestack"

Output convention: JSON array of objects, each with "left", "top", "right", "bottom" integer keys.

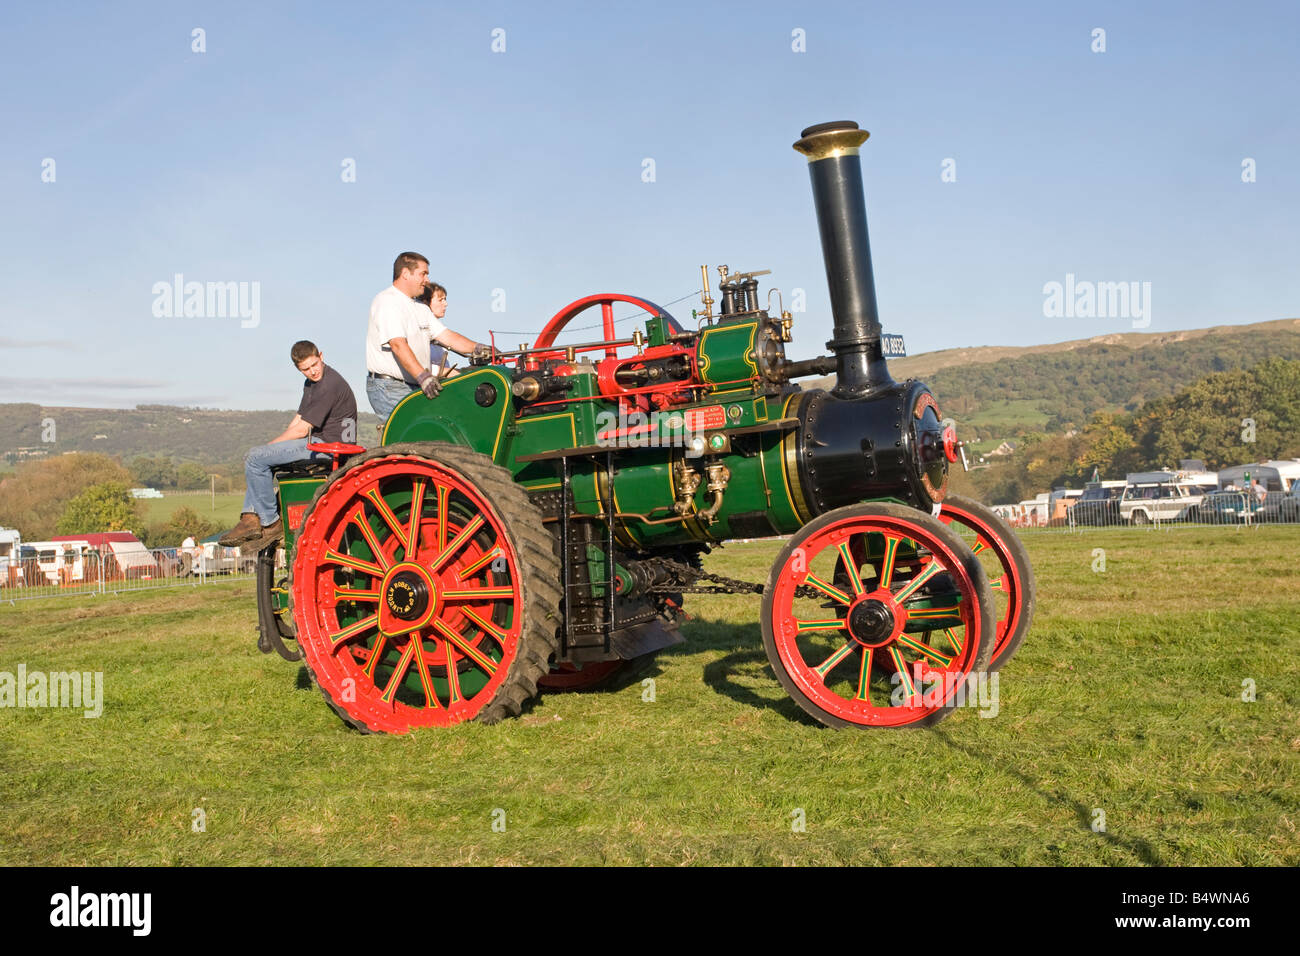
[{"left": 793, "top": 120, "right": 893, "bottom": 399}]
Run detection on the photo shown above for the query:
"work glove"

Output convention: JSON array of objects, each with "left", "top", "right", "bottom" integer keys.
[
  {"left": 416, "top": 369, "right": 442, "bottom": 399},
  {"left": 470, "top": 343, "right": 493, "bottom": 366}
]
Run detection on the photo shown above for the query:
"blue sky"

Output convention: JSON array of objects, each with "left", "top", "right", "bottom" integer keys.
[{"left": 1, "top": 0, "right": 1297, "bottom": 410}]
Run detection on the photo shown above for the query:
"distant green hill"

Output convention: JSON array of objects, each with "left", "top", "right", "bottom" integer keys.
[
  {"left": 809, "top": 319, "right": 1300, "bottom": 440},
  {"left": 0, "top": 403, "right": 381, "bottom": 469}
]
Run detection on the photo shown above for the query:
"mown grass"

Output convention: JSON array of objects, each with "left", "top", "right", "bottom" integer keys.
[
  {"left": 0, "top": 528, "right": 1296, "bottom": 866},
  {"left": 141, "top": 492, "right": 246, "bottom": 530}
]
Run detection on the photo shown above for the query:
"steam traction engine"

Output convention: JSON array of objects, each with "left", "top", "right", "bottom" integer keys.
[{"left": 257, "top": 121, "right": 1035, "bottom": 733}]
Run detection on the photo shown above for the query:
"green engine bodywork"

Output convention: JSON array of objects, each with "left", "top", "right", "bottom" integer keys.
[{"left": 274, "top": 316, "right": 810, "bottom": 581}]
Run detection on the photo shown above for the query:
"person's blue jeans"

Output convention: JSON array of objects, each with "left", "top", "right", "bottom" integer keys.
[
  {"left": 242, "top": 438, "right": 328, "bottom": 525},
  {"left": 367, "top": 375, "right": 416, "bottom": 425}
]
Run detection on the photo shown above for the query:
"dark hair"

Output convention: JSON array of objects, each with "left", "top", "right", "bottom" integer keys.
[
  {"left": 393, "top": 251, "right": 429, "bottom": 280},
  {"left": 290, "top": 340, "right": 320, "bottom": 366},
  {"left": 413, "top": 281, "right": 447, "bottom": 305}
]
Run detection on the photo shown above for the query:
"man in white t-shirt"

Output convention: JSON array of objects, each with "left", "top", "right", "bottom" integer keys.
[{"left": 365, "top": 251, "right": 491, "bottom": 423}]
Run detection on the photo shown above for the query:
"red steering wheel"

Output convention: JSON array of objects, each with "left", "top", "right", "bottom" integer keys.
[{"left": 532, "top": 293, "right": 685, "bottom": 361}]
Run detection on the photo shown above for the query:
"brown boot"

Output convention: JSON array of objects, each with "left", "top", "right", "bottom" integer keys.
[
  {"left": 244, "top": 521, "right": 284, "bottom": 554},
  {"left": 219, "top": 512, "right": 262, "bottom": 546}
]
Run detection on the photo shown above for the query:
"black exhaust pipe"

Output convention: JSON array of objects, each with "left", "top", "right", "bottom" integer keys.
[{"left": 793, "top": 121, "right": 893, "bottom": 399}]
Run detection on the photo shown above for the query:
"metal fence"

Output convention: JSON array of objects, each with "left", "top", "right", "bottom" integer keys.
[
  {"left": 0, "top": 545, "right": 280, "bottom": 605},
  {"left": 994, "top": 490, "right": 1300, "bottom": 531}
]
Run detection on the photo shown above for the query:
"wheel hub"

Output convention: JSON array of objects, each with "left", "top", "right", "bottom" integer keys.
[
  {"left": 386, "top": 570, "right": 430, "bottom": 621},
  {"left": 846, "top": 593, "right": 900, "bottom": 648},
  {"left": 377, "top": 563, "right": 439, "bottom": 636}
]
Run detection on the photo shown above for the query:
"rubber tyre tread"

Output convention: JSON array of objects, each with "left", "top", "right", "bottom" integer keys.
[{"left": 289, "top": 442, "right": 561, "bottom": 733}]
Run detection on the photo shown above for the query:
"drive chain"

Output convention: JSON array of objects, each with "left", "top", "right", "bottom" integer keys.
[{"left": 645, "top": 555, "right": 823, "bottom": 600}]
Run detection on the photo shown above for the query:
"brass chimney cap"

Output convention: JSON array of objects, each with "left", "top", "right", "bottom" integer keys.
[{"left": 793, "top": 120, "right": 870, "bottom": 162}]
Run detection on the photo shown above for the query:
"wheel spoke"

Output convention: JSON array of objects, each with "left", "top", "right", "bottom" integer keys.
[
  {"left": 804, "top": 573, "right": 852, "bottom": 605},
  {"left": 942, "top": 627, "right": 964, "bottom": 654},
  {"left": 442, "top": 586, "right": 515, "bottom": 601},
  {"left": 888, "top": 646, "right": 918, "bottom": 702},
  {"left": 461, "top": 607, "right": 507, "bottom": 644},
  {"left": 406, "top": 478, "right": 427, "bottom": 557},
  {"left": 348, "top": 506, "right": 391, "bottom": 570},
  {"left": 378, "top": 639, "right": 417, "bottom": 703},
  {"left": 893, "top": 559, "right": 942, "bottom": 602},
  {"left": 436, "top": 482, "right": 450, "bottom": 553},
  {"left": 813, "top": 641, "right": 856, "bottom": 680},
  {"left": 332, "top": 586, "right": 381, "bottom": 603},
  {"left": 330, "top": 613, "right": 378, "bottom": 649},
  {"left": 429, "top": 515, "right": 485, "bottom": 573},
  {"left": 879, "top": 534, "right": 901, "bottom": 588},
  {"left": 795, "top": 618, "right": 848, "bottom": 634},
  {"left": 408, "top": 633, "right": 441, "bottom": 710},
  {"left": 988, "top": 574, "right": 1007, "bottom": 592},
  {"left": 904, "top": 603, "right": 963, "bottom": 627},
  {"left": 364, "top": 488, "right": 406, "bottom": 542},
  {"left": 457, "top": 546, "right": 503, "bottom": 581},
  {"left": 895, "top": 633, "right": 954, "bottom": 667},
  {"left": 362, "top": 634, "right": 389, "bottom": 679},
  {"left": 324, "top": 549, "right": 384, "bottom": 578},
  {"left": 434, "top": 619, "right": 500, "bottom": 677},
  {"left": 855, "top": 646, "right": 874, "bottom": 701},
  {"left": 836, "top": 542, "right": 865, "bottom": 596}
]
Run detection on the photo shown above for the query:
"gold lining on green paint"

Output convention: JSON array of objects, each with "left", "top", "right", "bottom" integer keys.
[
  {"left": 780, "top": 392, "right": 814, "bottom": 524},
  {"left": 698, "top": 320, "right": 759, "bottom": 385},
  {"left": 379, "top": 367, "right": 512, "bottom": 459},
  {"left": 518, "top": 411, "right": 577, "bottom": 445}
]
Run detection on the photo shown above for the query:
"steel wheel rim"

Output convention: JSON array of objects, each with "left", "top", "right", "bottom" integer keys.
[
  {"left": 293, "top": 457, "right": 523, "bottom": 731},
  {"left": 937, "top": 500, "right": 1025, "bottom": 667},
  {"left": 770, "top": 512, "right": 986, "bottom": 727}
]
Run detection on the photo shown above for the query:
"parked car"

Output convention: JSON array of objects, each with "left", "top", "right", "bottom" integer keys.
[
  {"left": 1070, "top": 481, "right": 1126, "bottom": 527},
  {"left": 1200, "top": 489, "right": 1262, "bottom": 524},
  {"left": 1119, "top": 471, "right": 1210, "bottom": 524}
]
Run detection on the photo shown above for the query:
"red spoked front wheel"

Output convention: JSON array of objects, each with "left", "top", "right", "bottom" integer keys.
[
  {"left": 289, "top": 444, "right": 560, "bottom": 733},
  {"left": 937, "top": 494, "right": 1035, "bottom": 671},
  {"left": 762, "top": 502, "right": 996, "bottom": 729}
]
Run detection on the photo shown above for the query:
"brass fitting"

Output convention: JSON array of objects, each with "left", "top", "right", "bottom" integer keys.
[{"left": 673, "top": 460, "right": 703, "bottom": 515}]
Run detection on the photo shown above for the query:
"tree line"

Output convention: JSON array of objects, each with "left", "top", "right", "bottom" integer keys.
[
  {"left": 0, "top": 454, "right": 225, "bottom": 548},
  {"left": 963, "top": 358, "right": 1300, "bottom": 503}
]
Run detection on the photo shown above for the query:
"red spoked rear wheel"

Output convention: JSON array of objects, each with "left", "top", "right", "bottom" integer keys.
[
  {"left": 937, "top": 494, "right": 1035, "bottom": 671},
  {"left": 762, "top": 502, "right": 995, "bottom": 729},
  {"left": 290, "top": 444, "right": 559, "bottom": 733}
]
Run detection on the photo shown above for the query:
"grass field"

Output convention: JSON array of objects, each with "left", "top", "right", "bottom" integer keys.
[
  {"left": 141, "top": 492, "right": 245, "bottom": 530},
  {"left": 1, "top": 527, "right": 1296, "bottom": 866}
]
